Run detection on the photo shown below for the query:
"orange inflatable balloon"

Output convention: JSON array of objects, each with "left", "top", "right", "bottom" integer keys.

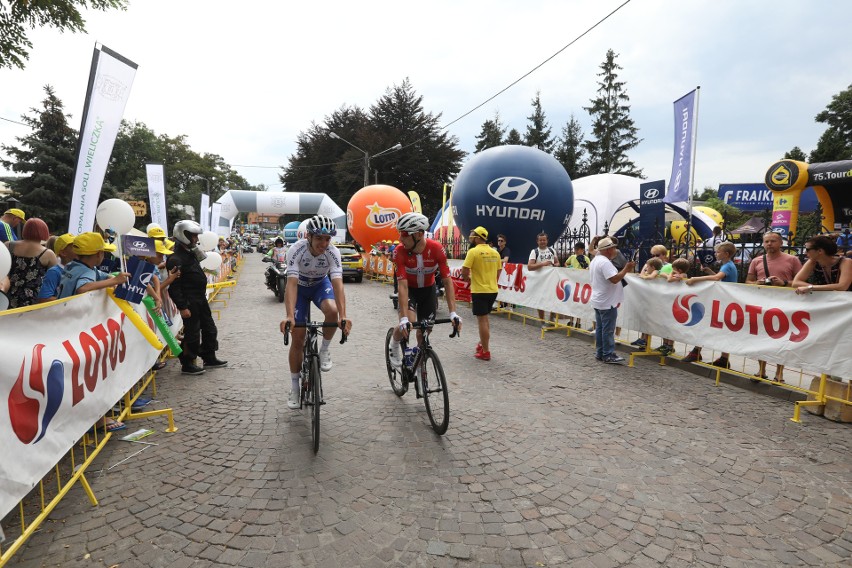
[{"left": 347, "top": 185, "right": 413, "bottom": 249}]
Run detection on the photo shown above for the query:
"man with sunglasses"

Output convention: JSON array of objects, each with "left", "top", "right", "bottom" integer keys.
[
  {"left": 388, "top": 212, "right": 461, "bottom": 368},
  {"left": 279, "top": 215, "right": 351, "bottom": 409}
]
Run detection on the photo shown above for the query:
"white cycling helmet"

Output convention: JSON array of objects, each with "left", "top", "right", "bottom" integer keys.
[
  {"left": 173, "top": 220, "right": 203, "bottom": 245},
  {"left": 306, "top": 215, "right": 337, "bottom": 236},
  {"left": 396, "top": 212, "right": 429, "bottom": 233}
]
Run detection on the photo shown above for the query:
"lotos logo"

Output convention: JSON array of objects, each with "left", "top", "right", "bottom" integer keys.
[
  {"left": 365, "top": 202, "right": 402, "bottom": 229},
  {"left": 672, "top": 294, "right": 705, "bottom": 326},
  {"left": 487, "top": 177, "right": 539, "bottom": 203},
  {"left": 8, "top": 345, "right": 65, "bottom": 444},
  {"left": 556, "top": 278, "right": 572, "bottom": 302}
]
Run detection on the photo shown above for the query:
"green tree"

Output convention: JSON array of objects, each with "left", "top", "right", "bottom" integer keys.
[
  {"left": 1, "top": 85, "right": 78, "bottom": 231},
  {"left": 815, "top": 84, "right": 852, "bottom": 142},
  {"left": 505, "top": 128, "right": 523, "bottom": 145},
  {"left": 474, "top": 111, "right": 506, "bottom": 153},
  {"left": 784, "top": 146, "right": 807, "bottom": 161},
  {"left": 554, "top": 113, "right": 586, "bottom": 178},
  {"left": 1, "top": 0, "right": 127, "bottom": 70},
  {"left": 583, "top": 49, "right": 643, "bottom": 176},
  {"left": 809, "top": 127, "right": 851, "bottom": 163},
  {"left": 523, "top": 92, "right": 554, "bottom": 152}
]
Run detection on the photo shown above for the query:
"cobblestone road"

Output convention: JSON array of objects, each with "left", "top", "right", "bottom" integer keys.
[{"left": 9, "top": 255, "right": 851, "bottom": 567}]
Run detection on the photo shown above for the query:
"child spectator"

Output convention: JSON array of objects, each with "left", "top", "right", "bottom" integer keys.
[
  {"left": 565, "top": 242, "right": 590, "bottom": 269},
  {"left": 37, "top": 233, "right": 76, "bottom": 303},
  {"left": 56, "top": 232, "right": 130, "bottom": 299}
]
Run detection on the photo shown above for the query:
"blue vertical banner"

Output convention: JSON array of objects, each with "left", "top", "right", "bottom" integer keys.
[
  {"left": 639, "top": 180, "right": 666, "bottom": 266},
  {"left": 664, "top": 89, "right": 698, "bottom": 204},
  {"left": 114, "top": 256, "right": 157, "bottom": 304}
]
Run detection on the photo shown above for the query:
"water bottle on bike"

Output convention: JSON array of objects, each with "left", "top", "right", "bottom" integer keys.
[{"left": 403, "top": 346, "right": 419, "bottom": 369}]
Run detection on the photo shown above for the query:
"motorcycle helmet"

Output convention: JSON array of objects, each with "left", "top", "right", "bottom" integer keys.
[
  {"left": 274, "top": 237, "right": 284, "bottom": 247},
  {"left": 173, "top": 220, "right": 203, "bottom": 246},
  {"left": 396, "top": 212, "right": 429, "bottom": 234},
  {"left": 306, "top": 215, "right": 337, "bottom": 236}
]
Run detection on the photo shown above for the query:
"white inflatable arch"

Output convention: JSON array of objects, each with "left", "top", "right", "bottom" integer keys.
[{"left": 213, "top": 190, "right": 347, "bottom": 240}]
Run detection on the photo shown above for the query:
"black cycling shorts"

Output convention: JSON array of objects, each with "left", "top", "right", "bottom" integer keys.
[{"left": 406, "top": 285, "right": 438, "bottom": 322}]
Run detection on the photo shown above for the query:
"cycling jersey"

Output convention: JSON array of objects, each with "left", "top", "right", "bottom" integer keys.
[
  {"left": 393, "top": 239, "right": 450, "bottom": 288},
  {"left": 286, "top": 239, "right": 343, "bottom": 286}
]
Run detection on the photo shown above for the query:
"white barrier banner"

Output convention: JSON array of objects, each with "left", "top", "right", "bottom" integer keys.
[
  {"left": 68, "top": 45, "right": 137, "bottom": 234},
  {"left": 0, "top": 292, "right": 181, "bottom": 519},
  {"left": 495, "top": 263, "right": 602, "bottom": 322},
  {"left": 622, "top": 277, "right": 852, "bottom": 377},
  {"left": 146, "top": 163, "right": 168, "bottom": 230}
]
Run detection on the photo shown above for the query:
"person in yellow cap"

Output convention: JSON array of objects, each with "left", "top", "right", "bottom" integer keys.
[
  {"left": 142, "top": 239, "right": 180, "bottom": 313},
  {"left": 461, "top": 226, "right": 502, "bottom": 361},
  {"left": 147, "top": 225, "right": 168, "bottom": 240},
  {"left": 1, "top": 208, "right": 25, "bottom": 242},
  {"left": 37, "top": 233, "right": 77, "bottom": 303},
  {"left": 56, "top": 232, "right": 129, "bottom": 299}
]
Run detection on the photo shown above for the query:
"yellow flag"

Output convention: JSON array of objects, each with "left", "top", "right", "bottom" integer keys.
[{"left": 407, "top": 191, "right": 422, "bottom": 213}]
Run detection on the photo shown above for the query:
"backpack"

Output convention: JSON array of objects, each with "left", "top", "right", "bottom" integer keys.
[{"left": 534, "top": 247, "right": 557, "bottom": 263}]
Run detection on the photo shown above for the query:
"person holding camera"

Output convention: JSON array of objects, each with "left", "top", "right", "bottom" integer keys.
[{"left": 744, "top": 231, "right": 801, "bottom": 382}]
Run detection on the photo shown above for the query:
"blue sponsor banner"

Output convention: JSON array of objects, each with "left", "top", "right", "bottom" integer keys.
[
  {"left": 638, "top": 180, "right": 666, "bottom": 266},
  {"left": 665, "top": 89, "right": 697, "bottom": 204},
  {"left": 114, "top": 256, "right": 157, "bottom": 304},
  {"left": 718, "top": 184, "right": 819, "bottom": 212},
  {"left": 122, "top": 235, "right": 156, "bottom": 257}
]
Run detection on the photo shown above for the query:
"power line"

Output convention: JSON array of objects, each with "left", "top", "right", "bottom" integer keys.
[{"left": 0, "top": 116, "right": 29, "bottom": 127}]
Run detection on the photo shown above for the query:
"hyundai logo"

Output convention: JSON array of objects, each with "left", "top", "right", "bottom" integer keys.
[
  {"left": 132, "top": 240, "right": 147, "bottom": 247},
  {"left": 487, "top": 177, "right": 539, "bottom": 204},
  {"left": 643, "top": 188, "right": 660, "bottom": 199},
  {"left": 140, "top": 271, "right": 155, "bottom": 285}
]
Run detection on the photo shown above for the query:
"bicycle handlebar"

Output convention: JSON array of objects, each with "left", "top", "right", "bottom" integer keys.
[
  {"left": 283, "top": 320, "right": 349, "bottom": 345},
  {"left": 408, "top": 317, "right": 461, "bottom": 338}
]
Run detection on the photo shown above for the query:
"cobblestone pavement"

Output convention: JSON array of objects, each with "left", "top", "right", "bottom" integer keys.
[{"left": 9, "top": 255, "right": 851, "bottom": 567}]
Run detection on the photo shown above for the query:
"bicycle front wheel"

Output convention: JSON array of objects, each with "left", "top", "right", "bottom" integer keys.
[
  {"left": 385, "top": 327, "right": 407, "bottom": 397},
  {"left": 310, "top": 356, "right": 321, "bottom": 453},
  {"left": 421, "top": 349, "right": 449, "bottom": 435}
]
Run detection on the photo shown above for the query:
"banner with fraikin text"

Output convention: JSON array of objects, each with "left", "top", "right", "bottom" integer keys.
[
  {"left": 200, "top": 193, "right": 210, "bottom": 232},
  {"left": 145, "top": 163, "right": 168, "bottom": 230},
  {"left": 68, "top": 45, "right": 138, "bottom": 234},
  {"left": 664, "top": 89, "right": 698, "bottom": 205}
]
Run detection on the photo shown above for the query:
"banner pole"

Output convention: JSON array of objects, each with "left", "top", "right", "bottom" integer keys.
[{"left": 687, "top": 86, "right": 701, "bottom": 225}]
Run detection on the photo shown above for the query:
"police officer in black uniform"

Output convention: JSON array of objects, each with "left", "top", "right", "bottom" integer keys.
[{"left": 166, "top": 220, "right": 227, "bottom": 375}]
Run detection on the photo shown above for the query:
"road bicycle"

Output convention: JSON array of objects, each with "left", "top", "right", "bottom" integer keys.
[
  {"left": 283, "top": 320, "right": 347, "bottom": 453},
  {"left": 384, "top": 318, "right": 459, "bottom": 435}
]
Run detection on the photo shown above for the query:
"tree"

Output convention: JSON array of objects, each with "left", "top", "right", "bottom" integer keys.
[
  {"left": 474, "top": 111, "right": 506, "bottom": 153},
  {"left": 523, "top": 92, "right": 555, "bottom": 152},
  {"left": 583, "top": 49, "right": 643, "bottom": 176},
  {"left": 1, "top": 0, "right": 127, "bottom": 70},
  {"left": 1, "top": 85, "right": 78, "bottom": 231},
  {"left": 505, "top": 128, "right": 523, "bottom": 145},
  {"left": 554, "top": 113, "right": 587, "bottom": 178},
  {"left": 784, "top": 146, "right": 807, "bottom": 161},
  {"left": 814, "top": 84, "right": 852, "bottom": 142}
]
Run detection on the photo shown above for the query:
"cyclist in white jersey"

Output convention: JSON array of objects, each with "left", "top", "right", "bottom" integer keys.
[{"left": 278, "top": 215, "right": 352, "bottom": 409}]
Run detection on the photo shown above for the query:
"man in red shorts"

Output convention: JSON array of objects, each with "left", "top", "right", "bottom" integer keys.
[{"left": 388, "top": 212, "right": 461, "bottom": 368}]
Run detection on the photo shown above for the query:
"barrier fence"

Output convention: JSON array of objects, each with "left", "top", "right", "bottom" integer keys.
[{"left": 0, "top": 253, "right": 241, "bottom": 566}]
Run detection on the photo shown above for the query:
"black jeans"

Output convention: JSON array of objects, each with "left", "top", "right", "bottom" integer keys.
[{"left": 179, "top": 299, "right": 218, "bottom": 365}]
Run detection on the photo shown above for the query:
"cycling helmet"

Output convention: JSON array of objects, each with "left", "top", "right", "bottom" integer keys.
[
  {"left": 173, "top": 220, "right": 203, "bottom": 245},
  {"left": 306, "top": 215, "right": 337, "bottom": 236},
  {"left": 396, "top": 212, "right": 429, "bottom": 234}
]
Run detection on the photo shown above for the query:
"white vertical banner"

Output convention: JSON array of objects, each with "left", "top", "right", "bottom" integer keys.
[
  {"left": 210, "top": 203, "right": 222, "bottom": 235},
  {"left": 68, "top": 44, "right": 138, "bottom": 234},
  {"left": 199, "top": 193, "right": 210, "bottom": 232},
  {"left": 145, "top": 163, "right": 168, "bottom": 230}
]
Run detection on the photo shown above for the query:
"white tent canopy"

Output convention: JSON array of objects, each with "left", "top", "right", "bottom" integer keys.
[{"left": 213, "top": 190, "right": 346, "bottom": 240}]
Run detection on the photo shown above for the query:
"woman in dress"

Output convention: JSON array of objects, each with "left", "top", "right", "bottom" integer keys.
[{"left": 5, "top": 218, "right": 58, "bottom": 308}]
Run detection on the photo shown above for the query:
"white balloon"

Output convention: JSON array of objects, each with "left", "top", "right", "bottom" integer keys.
[
  {"left": 0, "top": 243, "right": 10, "bottom": 278},
  {"left": 200, "top": 251, "right": 222, "bottom": 271},
  {"left": 96, "top": 199, "right": 135, "bottom": 234},
  {"left": 199, "top": 230, "right": 219, "bottom": 251}
]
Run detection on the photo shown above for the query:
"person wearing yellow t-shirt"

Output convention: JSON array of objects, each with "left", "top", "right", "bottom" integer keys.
[{"left": 461, "top": 226, "right": 502, "bottom": 361}]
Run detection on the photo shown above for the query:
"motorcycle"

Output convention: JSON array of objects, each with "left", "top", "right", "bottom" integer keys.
[{"left": 262, "top": 256, "right": 287, "bottom": 302}]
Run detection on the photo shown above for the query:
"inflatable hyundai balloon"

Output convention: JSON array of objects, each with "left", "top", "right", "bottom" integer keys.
[
  {"left": 452, "top": 145, "right": 573, "bottom": 263},
  {"left": 283, "top": 221, "right": 301, "bottom": 243}
]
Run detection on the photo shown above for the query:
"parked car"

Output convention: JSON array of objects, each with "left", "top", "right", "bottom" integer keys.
[{"left": 337, "top": 243, "right": 364, "bottom": 283}]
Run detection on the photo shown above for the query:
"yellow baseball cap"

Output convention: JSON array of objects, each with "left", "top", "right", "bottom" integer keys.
[
  {"left": 164, "top": 238, "right": 175, "bottom": 250},
  {"left": 5, "top": 208, "right": 25, "bottom": 221},
  {"left": 470, "top": 226, "right": 488, "bottom": 240},
  {"left": 73, "top": 232, "right": 113, "bottom": 255},
  {"left": 147, "top": 226, "right": 167, "bottom": 239},
  {"left": 54, "top": 233, "right": 76, "bottom": 254},
  {"left": 155, "top": 240, "right": 173, "bottom": 255}
]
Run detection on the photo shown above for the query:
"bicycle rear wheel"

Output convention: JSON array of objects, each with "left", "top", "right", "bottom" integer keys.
[
  {"left": 421, "top": 349, "right": 449, "bottom": 435},
  {"left": 385, "top": 327, "right": 407, "bottom": 396},
  {"left": 310, "top": 356, "right": 321, "bottom": 453}
]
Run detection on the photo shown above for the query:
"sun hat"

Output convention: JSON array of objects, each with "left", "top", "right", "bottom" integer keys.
[{"left": 597, "top": 237, "right": 617, "bottom": 251}]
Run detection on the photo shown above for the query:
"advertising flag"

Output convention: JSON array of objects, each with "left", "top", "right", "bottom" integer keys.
[
  {"left": 200, "top": 193, "right": 210, "bottom": 232},
  {"left": 665, "top": 89, "right": 698, "bottom": 205},
  {"left": 68, "top": 45, "right": 138, "bottom": 234},
  {"left": 113, "top": 256, "right": 157, "bottom": 304},
  {"left": 146, "top": 163, "right": 168, "bottom": 230},
  {"left": 210, "top": 203, "right": 223, "bottom": 235},
  {"left": 121, "top": 235, "right": 156, "bottom": 257}
]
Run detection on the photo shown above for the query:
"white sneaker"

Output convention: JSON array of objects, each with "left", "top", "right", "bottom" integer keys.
[
  {"left": 320, "top": 350, "right": 332, "bottom": 372},
  {"left": 389, "top": 345, "right": 402, "bottom": 369},
  {"left": 287, "top": 390, "right": 300, "bottom": 410}
]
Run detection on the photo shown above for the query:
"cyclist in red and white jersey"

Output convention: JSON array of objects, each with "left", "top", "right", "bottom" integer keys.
[{"left": 388, "top": 212, "right": 461, "bottom": 368}]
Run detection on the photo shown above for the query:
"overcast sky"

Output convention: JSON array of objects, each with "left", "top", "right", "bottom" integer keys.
[{"left": 1, "top": 0, "right": 850, "bottom": 196}]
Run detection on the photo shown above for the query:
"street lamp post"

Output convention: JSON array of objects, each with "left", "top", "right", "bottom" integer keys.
[{"left": 329, "top": 132, "right": 402, "bottom": 187}]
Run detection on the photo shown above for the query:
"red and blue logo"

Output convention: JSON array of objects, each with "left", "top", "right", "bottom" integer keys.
[
  {"left": 8, "top": 345, "right": 65, "bottom": 444},
  {"left": 673, "top": 295, "right": 705, "bottom": 326},
  {"left": 556, "top": 278, "right": 572, "bottom": 302}
]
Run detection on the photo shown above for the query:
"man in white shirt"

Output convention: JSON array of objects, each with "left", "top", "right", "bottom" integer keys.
[{"left": 589, "top": 237, "right": 635, "bottom": 364}]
